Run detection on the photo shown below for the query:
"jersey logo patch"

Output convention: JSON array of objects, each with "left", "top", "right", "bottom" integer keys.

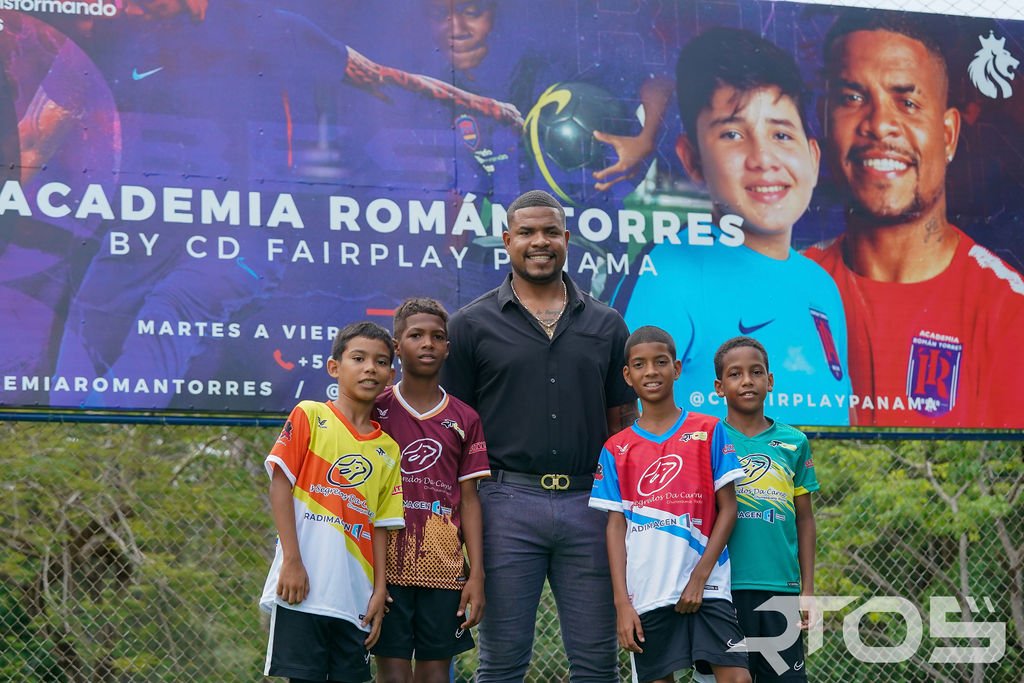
[
  {"left": 441, "top": 419, "right": 466, "bottom": 440},
  {"left": 810, "top": 308, "right": 844, "bottom": 380},
  {"left": 738, "top": 318, "right": 774, "bottom": 334},
  {"left": 377, "top": 408, "right": 389, "bottom": 419},
  {"left": 276, "top": 420, "right": 293, "bottom": 444},
  {"left": 677, "top": 512, "right": 702, "bottom": 528},
  {"left": 316, "top": 416, "right": 328, "bottom": 429},
  {"left": 739, "top": 454, "right": 772, "bottom": 485},
  {"left": 616, "top": 442, "right": 631, "bottom": 455},
  {"left": 637, "top": 454, "right": 683, "bottom": 497},
  {"left": 402, "top": 438, "right": 443, "bottom": 474},
  {"left": 907, "top": 331, "right": 962, "bottom": 417},
  {"left": 327, "top": 454, "right": 373, "bottom": 488},
  {"left": 678, "top": 431, "right": 707, "bottom": 443},
  {"left": 769, "top": 439, "right": 798, "bottom": 452}
]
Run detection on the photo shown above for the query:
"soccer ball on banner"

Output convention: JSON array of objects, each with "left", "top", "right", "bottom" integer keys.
[{"left": 522, "top": 81, "right": 632, "bottom": 205}]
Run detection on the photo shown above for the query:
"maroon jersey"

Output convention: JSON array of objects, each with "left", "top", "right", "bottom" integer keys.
[{"left": 375, "top": 385, "right": 490, "bottom": 589}]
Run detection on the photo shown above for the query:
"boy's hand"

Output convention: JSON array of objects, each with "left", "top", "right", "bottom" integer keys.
[
  {"left": 799, "top": 593, "right": 819, "bottom": 631},
  {"left": 458, "top": 575, "right": 485, "bottom": 629},
  {"left": 675, "top": 575, "right": 704, "bottom": 614},
  {"left": 276, "top": 557, "right": 309, "bottom": 605},
  {"left": 591, "top": 131, "right": 654, "bottom": 192},
  {"left": 615, "top": 603, "right": 645, "bottom": 653},
  {"left": 361, "top": 589, "right": 388, "bottom": 648}
]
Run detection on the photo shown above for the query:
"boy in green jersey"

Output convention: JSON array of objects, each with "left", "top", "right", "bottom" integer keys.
[{"left": 713, "top": 336, "right": 819, "bottom": 682}]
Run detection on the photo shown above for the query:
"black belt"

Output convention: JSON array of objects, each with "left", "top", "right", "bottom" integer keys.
[{"left": 486, "top": 469, "right": 593, "bottom": 491}]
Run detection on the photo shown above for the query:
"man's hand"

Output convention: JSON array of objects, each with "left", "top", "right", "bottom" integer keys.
[
  {"left": 458, "top": 575, "right": 485, "bottom": 629},
  {"left": 616, "top": 603, "right": 645, "bottom": 653},
  {"left": 276, "top": 557, "right": 309, "bottom": 605},
  {"left": 362, "top": 589, "right": 388, "bottom": 648}
]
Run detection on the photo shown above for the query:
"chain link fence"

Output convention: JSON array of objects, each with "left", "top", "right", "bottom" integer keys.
[
  {"left": 795, "top": 0, "right": 1023, "bottom": 20},
  {"left": 0, "top": 421, "right": 1020, "bottom": 682}
]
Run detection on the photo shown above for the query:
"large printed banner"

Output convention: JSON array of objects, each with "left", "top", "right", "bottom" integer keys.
[{"left": 1, "top": 0, "right": 1023, "bottom": 427}]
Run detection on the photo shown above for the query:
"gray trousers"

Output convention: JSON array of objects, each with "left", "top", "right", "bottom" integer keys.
[{"left": 475, "top": 480, "right": 617, "bottom": 683}]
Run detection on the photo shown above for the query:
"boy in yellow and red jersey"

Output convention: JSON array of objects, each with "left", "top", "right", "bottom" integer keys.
[{"left": 260, "top": 321, "right": 404, "bottom": 682}]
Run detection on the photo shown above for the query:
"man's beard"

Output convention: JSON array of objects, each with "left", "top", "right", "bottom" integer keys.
[
  {"left": 512, "top": 261, "right": 564, "bottom": 285},
  {"left": 846, "top": 184, "right": 943, "bottom": 227}
]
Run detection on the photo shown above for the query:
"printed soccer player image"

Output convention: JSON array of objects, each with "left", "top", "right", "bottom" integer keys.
[
  {"left": 805, "top": 12, "right": 1024, "bottom": 428},
  {"left": 625, "top": 28, "right": 852, "bottom": 427}
]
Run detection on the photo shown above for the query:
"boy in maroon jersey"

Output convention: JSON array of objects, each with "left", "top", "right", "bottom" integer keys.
[{"left": 372, "top": 298, "right": 490, "bottom": 683}]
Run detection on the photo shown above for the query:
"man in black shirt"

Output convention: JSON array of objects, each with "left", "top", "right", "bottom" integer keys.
[{"left": 444, "top": 189, "right": 636, "bottom": 682}]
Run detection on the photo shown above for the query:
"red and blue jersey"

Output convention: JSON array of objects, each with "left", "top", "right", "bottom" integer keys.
[{"left": 589, "top": 411, "right": 744, "bottom": 614}]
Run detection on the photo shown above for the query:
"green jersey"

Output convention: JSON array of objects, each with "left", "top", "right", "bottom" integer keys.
[{"left": 726, "top": 420, "right": 819, "bottom": 592}]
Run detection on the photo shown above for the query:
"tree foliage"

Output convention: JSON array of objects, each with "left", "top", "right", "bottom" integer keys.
[
  {"left": 0, "top": 422, "right": 275, "bottom": 682},
  {"left": 813, "top": 439, "right": 1023, "bottom": 682}
]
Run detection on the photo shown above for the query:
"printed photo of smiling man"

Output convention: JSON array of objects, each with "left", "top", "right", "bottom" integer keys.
[
  {"left": 625, "top": 27, "right": 852, "bottom": 427},
  {"left": 805, "top": 12, "right": 1024, "bottom": 428}
]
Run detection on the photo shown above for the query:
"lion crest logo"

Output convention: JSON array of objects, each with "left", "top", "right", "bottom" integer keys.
[{"left": 969, "top": 31, "right": 1019, "bottom": 99}]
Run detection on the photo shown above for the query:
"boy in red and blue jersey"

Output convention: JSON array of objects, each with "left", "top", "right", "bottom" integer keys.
[{"left": 590, "top": 326, "right": 750, "bottom": 683}]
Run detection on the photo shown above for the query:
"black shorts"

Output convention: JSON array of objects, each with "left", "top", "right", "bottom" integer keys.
[
  {"left": 631, "top": 599, "right": 748, "bottom": 682},
  {"left": 733, "top": 590, "right": 807, "bottom": 681},
  {"left": 264, "top": 604, "right": 371, "bottom": 682},
  {"left": 371, "top": 584, "right": 475, "bottom": 661}
]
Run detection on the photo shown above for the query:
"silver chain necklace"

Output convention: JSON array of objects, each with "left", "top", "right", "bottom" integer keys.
[{"left": 511, "top": 279, "right": 567, "bottom": 338}]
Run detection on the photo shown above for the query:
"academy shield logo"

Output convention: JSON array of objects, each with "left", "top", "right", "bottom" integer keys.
[
  {"left": 907, "top": 332, "right": 962, "bottom": 417},
  {"left": 327, "top": 454, "right": 373, "bottom": 488},
  {"left": 810, "top": 308, "right": 843, "bottom": 381},
  {"left": 456, "top": 114, "right": 480, "bottom": 151}
]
